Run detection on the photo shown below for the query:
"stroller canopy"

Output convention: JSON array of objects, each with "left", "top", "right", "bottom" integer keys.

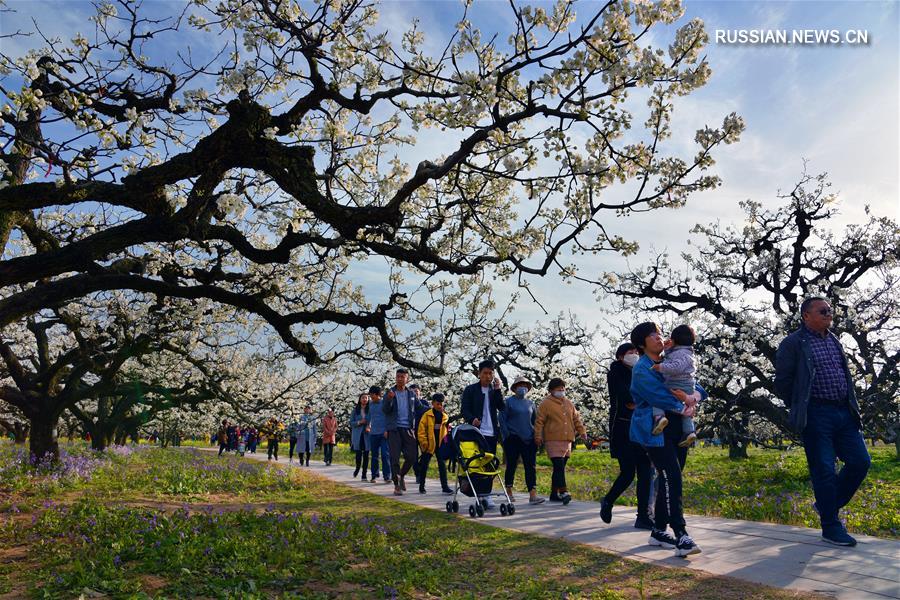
[{"left": 451, "top": 424, "right": 491, "bottom": 450}]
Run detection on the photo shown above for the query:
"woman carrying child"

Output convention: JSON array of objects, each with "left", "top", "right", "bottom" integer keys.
[{"left": 629, "top": 322, "right": 705, "bottom": 557}]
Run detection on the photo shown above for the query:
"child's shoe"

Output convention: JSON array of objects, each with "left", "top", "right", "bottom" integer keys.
[
  {"left": 651, "top": 415, "right": 669, "bottom": 435},
  {"left": 678, "top": 432, "right": 697, "bottom": 448}
]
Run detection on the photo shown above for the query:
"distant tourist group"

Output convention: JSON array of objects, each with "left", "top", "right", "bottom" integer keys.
[{"left": 215, "top": 299, "right": 870, "bottom": 556}]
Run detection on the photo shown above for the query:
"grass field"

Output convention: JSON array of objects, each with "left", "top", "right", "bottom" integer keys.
[
  {"left": 327, "top": 442, "right": 899, "bottom": 539},
  {"left": 0, "top": 442, "right": 826, "bottom": 599}
]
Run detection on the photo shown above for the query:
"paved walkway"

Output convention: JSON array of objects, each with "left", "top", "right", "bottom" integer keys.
[{"left": 211, "top": 449, "right": 900, "bottom": 599}]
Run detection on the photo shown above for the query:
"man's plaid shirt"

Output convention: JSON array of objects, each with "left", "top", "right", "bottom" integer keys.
[{"left": 804, "top": 324, "right": 849, "bottom": 404}]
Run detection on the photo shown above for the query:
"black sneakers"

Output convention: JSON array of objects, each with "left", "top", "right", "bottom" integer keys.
[
  {"left": 822, "top": 529, "right": 857, "bottom": 547},
  {"left": 599, "top": 498, "right": 613, "bottom": 524},
  {"left": 648, "top": 529, "right": 677, "bottom": 549},
  {"left": 674, "top": 534, "right": 702, "bottom": 557},
  {"left": 419, "top": 483, "right": 426, "bottom": 494}
]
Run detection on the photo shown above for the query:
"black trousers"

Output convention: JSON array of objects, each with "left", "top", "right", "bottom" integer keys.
[
  {"left": 218, "top": 442, "right": 227, "bottom": 456},
  {"left": 354, "top": 449, "right": 369, "bottom": 476},
  {"left": 418, "top": 452, "right": 448, "bottom": 489},
  {"left": 388, "top": 428, "right": 418, "bottom": 483},
  {"left": 604, "top": 441, "right": 652, "bottom": 519},
  {"left": 288, "top": 437, "right": 297, "bottom": 460},
  {"left": 502, "top": 436, "right": 538, "bottom": 491},
  {"left": 645, "top": 442, "right": 686, "bottom": 536},
  {"left": 323, "top": 443, "right": 334, "bottom": 463},
  {"left": 550, "top": 456, "right": 569, "bottom": 492},
  {"left": 267, "top": 439, "right": 279, "bottom": 461}
]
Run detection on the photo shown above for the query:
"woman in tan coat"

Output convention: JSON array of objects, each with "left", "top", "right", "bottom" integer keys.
[{"left": 534, "top": 378, "right": 587, "bottom": 504}]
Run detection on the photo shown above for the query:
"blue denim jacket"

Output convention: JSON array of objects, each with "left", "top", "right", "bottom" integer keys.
[
  {"left": 629, "top": 354, "right": 706, "bottom": 447},
  {"left": 368, "top": 399, "right": 388, "bottom": 436}
]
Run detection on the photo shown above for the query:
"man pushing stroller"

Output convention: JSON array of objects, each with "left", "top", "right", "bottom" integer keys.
[{"left": 460, "top": 359, "right": 506, "bottom": 510}]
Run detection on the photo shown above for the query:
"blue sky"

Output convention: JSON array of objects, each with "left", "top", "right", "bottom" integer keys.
[{"left": 2, "top": 0, "right": 898, "bottom": 360}]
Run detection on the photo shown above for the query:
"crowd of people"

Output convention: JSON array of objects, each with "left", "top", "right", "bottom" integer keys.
[
  {"left": 596, "top": 300, "right": 869, "bottom": 555},
  {"left": 213, "top": 298, "right": 871, "bottom": 556},
  {"left": 214, "top": 423, "right": 260, "bottom": 455}
]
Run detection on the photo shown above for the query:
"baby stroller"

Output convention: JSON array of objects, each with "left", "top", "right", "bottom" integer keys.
[{"left": 444, "top": 424, "right": 515, "bottom": 518}]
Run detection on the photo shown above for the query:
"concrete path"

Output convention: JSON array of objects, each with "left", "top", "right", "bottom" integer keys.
[{"left": 210, "top": 449, "right": 900, "bottom": 599}]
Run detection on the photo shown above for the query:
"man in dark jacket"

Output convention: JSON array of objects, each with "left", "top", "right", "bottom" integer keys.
[
  {"left": 460, "top": 359, "right": 506, "bottom": 454},
  {"left": 383, "top": 368, "right": 428, "bottom": 496},
  {"left": 775, "top": 297, "right": 870, "bottom": 547}
]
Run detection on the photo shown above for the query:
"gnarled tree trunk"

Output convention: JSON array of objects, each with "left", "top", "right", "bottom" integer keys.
[{"left": 28, "top": 414, "right": 60, "bottom": 462}]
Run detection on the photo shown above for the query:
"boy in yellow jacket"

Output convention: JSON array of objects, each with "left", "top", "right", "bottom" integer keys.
[{"left": 416, "top": 393, "right": 452, "bottom": 495}]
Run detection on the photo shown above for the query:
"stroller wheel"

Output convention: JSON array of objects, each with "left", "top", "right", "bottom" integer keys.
[
  {"left": 499, "top": 503, "right": 508, "bottom": 516},
  {"left": 445, "top": 501, "right": 452, "bottom": 512},
  {"left": 468, "top": 505, "right": 477, "bottom": 518},
  {"left": 481, "top": 498, "right": 489, "bottom": 510},
  {"left": 508, "top": 504, "right": 516, "bottom": 516},
  {"left": 476, "top": 504, "right": 484, "bottom": 518},
  {"left": 452, "top": 501, "right": 459, "bottom": 513}
]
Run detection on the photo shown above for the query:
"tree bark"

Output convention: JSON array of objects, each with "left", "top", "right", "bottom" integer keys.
[
  {"left": 90, "top": 429, "right": 114, "bottom": 451},
  {"left": 28, "top": 414, "right": 60, "bottom": 462},
  {"left": 728, "top": 439, "right": 749, "bottom": 459}
]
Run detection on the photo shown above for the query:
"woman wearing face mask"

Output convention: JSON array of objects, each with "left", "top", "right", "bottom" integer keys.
[
  {"left": 599, "top": 343, "right": 655, "bottom": 530},
  {"left": 499, "top": 375, "right": 545, "bottom": 505},
  {"left": 534, "top": 378, "right": 588, "bottom": 504}
]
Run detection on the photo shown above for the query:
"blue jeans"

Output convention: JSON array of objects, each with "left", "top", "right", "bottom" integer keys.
[
  {"left": 369, "top": 433, "right": 391, "bottom": 480},
  {"left": 802, "top": 403, "right": 871, "bottom": 534}
]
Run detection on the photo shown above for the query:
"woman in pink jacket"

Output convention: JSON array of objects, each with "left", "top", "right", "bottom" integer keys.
[{"left": 322, "top": 409, "right": 338, "bottom": 466}]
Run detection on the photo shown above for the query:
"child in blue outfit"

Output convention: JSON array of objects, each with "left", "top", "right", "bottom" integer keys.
[{"left": 651, "top": 324, "right": 699, "bottom": 448}]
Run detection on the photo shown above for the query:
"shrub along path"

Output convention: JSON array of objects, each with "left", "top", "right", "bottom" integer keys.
[{"left": 224, "top": 449, "right": 900, "bottom": 600}]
